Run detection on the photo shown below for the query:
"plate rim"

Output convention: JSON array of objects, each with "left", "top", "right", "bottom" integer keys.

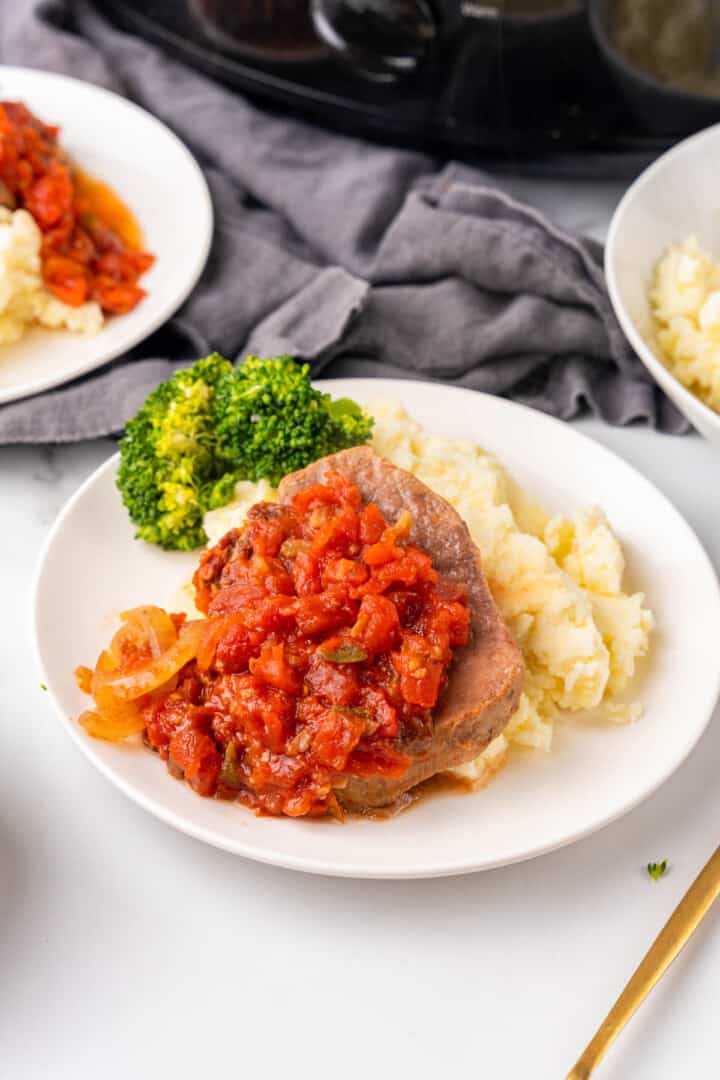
[
  {"left": 0, "top": 65, "right": 213, "bottom": 406},
  {"left": 32, "top": 379, "right": 720, "bottom": 878}
]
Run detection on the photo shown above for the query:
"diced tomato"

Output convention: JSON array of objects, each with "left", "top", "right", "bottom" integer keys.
[
  {"left": 291, "top": 482, "right": 339, "bottom": 515},
  {"left": 363, "top": 540, "right": 403, "bottom": 567},
  {"left": 250, "top": 642, "right": 302, "bottom": 695},
  {"left": 360, "top": 548, "right": 438, "bottom": 596},
  {"left": 359, "top": 502, "right": 385, "bottom": 545},
  {"left": 247, "top": 749, "right": 310, "bottom": 792},
  {"left": 42, "top": 255, "right": 88, "bottom": 306},
  {"left": 311, "top": 707, "right": 366, "bottom": 771},
  {"left": 96, "top": 251, "right": 143, "bottom": 282},
  {"left": 360, "top": 686, "right": 398, "bottom": 738},
  {"left": 196, "top": 614, "right": 249, "bottom": 672},
  {"left": 168, "top": 724, "right": 221, "bottom": 797},
  {"left": 351, "top": 594, "right": 400, "bottom": 654},
  {"left": 394, "top": 632, "right": 445, "bottom": 708},
  {"left": 295, "top": 587, "right": 357, "bottom": 636},
  {"left": 92, "top": 282, "right": 146, "bottom": 314},
  {"left": 78, "top": 469, "right": 470, "bottom": 818},
  {"left": 426, "top": 596, "right": 471, "bottom": 648},
  {"left": 207, "top": 580, "right": 266, "bottom": 616},
  {"left": 24, "top": 162, "right": 73, "bottom": 228},
  {"left": 309, "top": 505, "right": 359, "bottom": 556},
  {"left": 292, "top": 549, "right": 322, "bottom": 596},
  {"left": 321, "top": 557, "right": 368, "bottom": 588},
  {"left": 145, "top": 697, "right": 187, "bottom": 755},
  {"left": 304, "top": 658, "right": 359, "bottom": 706},
  {"left": 245, "top": 504, "right": 295, "bottom": 557}
]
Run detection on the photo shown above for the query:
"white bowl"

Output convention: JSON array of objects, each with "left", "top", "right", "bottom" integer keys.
[{"left": 606, "top": 123, "right": 720, "bottom": 443}]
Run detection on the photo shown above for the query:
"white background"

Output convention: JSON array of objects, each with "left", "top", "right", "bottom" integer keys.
[{"left": 1, "top": 181, "right": 718, "bottom": 1079}]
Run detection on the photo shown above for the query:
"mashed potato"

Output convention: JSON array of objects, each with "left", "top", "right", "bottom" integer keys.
[
  {"left": 203, "top": 401, "right": 654, "bottom": 783},
  {"left": 0, "top": 207, "right": 102, "bottom": 345},
  {"left": 651, "top": 236, "right": 720, "bottom": 412}
]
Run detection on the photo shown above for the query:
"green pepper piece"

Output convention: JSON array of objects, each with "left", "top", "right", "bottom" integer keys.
[
  {"left": 318, "top": 642, "right": 368, "bottom": 664},
  {"left": 219, "top": 742, "right": 245, "bottom": 790}
]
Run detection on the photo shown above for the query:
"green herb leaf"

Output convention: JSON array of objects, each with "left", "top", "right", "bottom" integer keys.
[
  {"left": 647, "top": 859, "right": 668, "bottom": 881},
  {"left": 319, "top": 642, "right": 368, "bottom": 664},
  {"left": 39, "top": 682, "right": 47, "bottom": 691}
]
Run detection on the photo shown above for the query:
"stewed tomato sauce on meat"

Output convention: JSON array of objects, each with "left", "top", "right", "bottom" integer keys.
[
  {"left": 0, "top": 101, "right": 153, "bottom": 313},
  {"left": 76, "top": 471, "right": 471, "bottom": 818}
]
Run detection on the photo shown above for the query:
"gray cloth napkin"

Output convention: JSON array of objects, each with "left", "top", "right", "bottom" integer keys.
[{"left": 0, "top": 0, "right": 687, "bottom": 442}]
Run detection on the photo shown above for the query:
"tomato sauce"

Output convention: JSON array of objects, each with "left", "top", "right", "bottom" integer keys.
[
  {"left": 76, "top": 472, "right": 471, "bottom": 818},
  {"left": 0, "top": 101, "right": 153, "bottom": 314},
  {"left": 72, "top": 168, "right": 144, "bottom": 252}
]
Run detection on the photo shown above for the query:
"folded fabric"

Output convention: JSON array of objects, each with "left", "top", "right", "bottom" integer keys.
[{"left": 0, "top": 0, "right": 688, "bottom": 442}]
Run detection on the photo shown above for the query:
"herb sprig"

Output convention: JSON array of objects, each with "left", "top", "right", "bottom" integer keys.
[{"left": 647, "top": 859, "right": 668, "bottom": 881}]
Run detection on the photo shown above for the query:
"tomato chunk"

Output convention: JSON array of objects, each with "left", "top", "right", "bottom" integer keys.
[
  {"left": 351, "top": 594, "right": 400, "bottom": 654},
  {"left": 168, "top": 725, "right": 221, "bottom": 797}
]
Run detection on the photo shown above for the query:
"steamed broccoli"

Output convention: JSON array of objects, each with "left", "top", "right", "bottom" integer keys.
[
  {"left": 116, "top": 353, "right": 373, "bottom": 551},
  {"left": 211, "top": 355, "right": 373, "bottom": 484},
  {"left": 117, "top": 353, "right": 231, "bottom": 550}
]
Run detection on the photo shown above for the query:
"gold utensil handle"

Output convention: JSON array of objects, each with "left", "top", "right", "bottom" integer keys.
[{"left": 567, "top": 846, "right": 720, "bottom": 1080}]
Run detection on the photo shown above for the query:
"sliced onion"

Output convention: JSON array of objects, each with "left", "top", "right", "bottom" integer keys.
[
  {"left": 75, "top": 665, "right": 93, "bottom": 694},
  {"left": 92, "top": 620, "right": 205, "bottom": 708},
  {"left": 105, "top": 605, "right": 177, "bottom": 667},
  {"left": 79, "top": 706, "right": 145, "bottom": 742},
  {"left": 119, "top": 606, "right": 177, "bottom": 657}
]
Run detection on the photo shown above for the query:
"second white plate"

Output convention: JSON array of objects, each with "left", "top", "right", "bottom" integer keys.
[
  {"left": 0, "top": 66, "right": 212, "bottom": 405},
  {"left": 34, "top": 380, "right": 720, "bottom": 877}
]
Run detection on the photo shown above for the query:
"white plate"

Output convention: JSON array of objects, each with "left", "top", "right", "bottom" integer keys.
[
  {"left": 605, "top": 122, "right": 720, "bottom": 444},
  {"left": 33, "top": 380, "right": 720, "bottom": 878},
  {"left": 0, "top": 67, "right": 212, "bottom": 405}
]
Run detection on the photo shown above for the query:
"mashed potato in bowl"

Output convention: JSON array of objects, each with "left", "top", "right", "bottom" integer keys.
[
  {"left": 651, "top": 236, "right": 720, "bottom": 413},
  {"left": 202, "top": 401, "right": 654, "bottom": 784}
]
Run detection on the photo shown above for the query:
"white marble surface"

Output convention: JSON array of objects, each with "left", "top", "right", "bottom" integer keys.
[{"left": 1, "top": 183, "right": 718, "bottom": 1080}]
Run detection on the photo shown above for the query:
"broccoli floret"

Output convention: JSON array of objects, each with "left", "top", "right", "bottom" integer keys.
[
  {"left": 117, "top": 353, "right": 232, "bottom": 550},
  {"left": 212, "top": 355, "right": 373, "bottom": 484},
  {"left": 117, "top": 353, "right": 373, "bottom": 550}
]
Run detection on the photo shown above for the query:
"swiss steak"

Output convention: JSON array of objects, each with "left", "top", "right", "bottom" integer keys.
[{"left": 278, "top": 446, "right": 524, "bottom": 809}]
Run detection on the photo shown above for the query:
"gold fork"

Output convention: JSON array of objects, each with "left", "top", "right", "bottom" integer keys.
[{"left": 566, "top": 846, "right": 720, "bottom": 1079}]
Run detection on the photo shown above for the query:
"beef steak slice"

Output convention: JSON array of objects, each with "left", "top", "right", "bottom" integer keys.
[{"left": 278, "top": 447, "right": 524, "bottom": 809}]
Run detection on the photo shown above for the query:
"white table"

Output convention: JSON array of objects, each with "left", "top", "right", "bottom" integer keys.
[{"left": 1, "top": 181, "right": 717, "bottom": 1080}]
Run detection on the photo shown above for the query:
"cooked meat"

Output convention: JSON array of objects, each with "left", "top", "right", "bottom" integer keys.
[
  {"left": 0, "top": 180, "right": 15, "bottom": 209},
  {"left": 278, "top": 446, "right": 525, "bottom": 809}
]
